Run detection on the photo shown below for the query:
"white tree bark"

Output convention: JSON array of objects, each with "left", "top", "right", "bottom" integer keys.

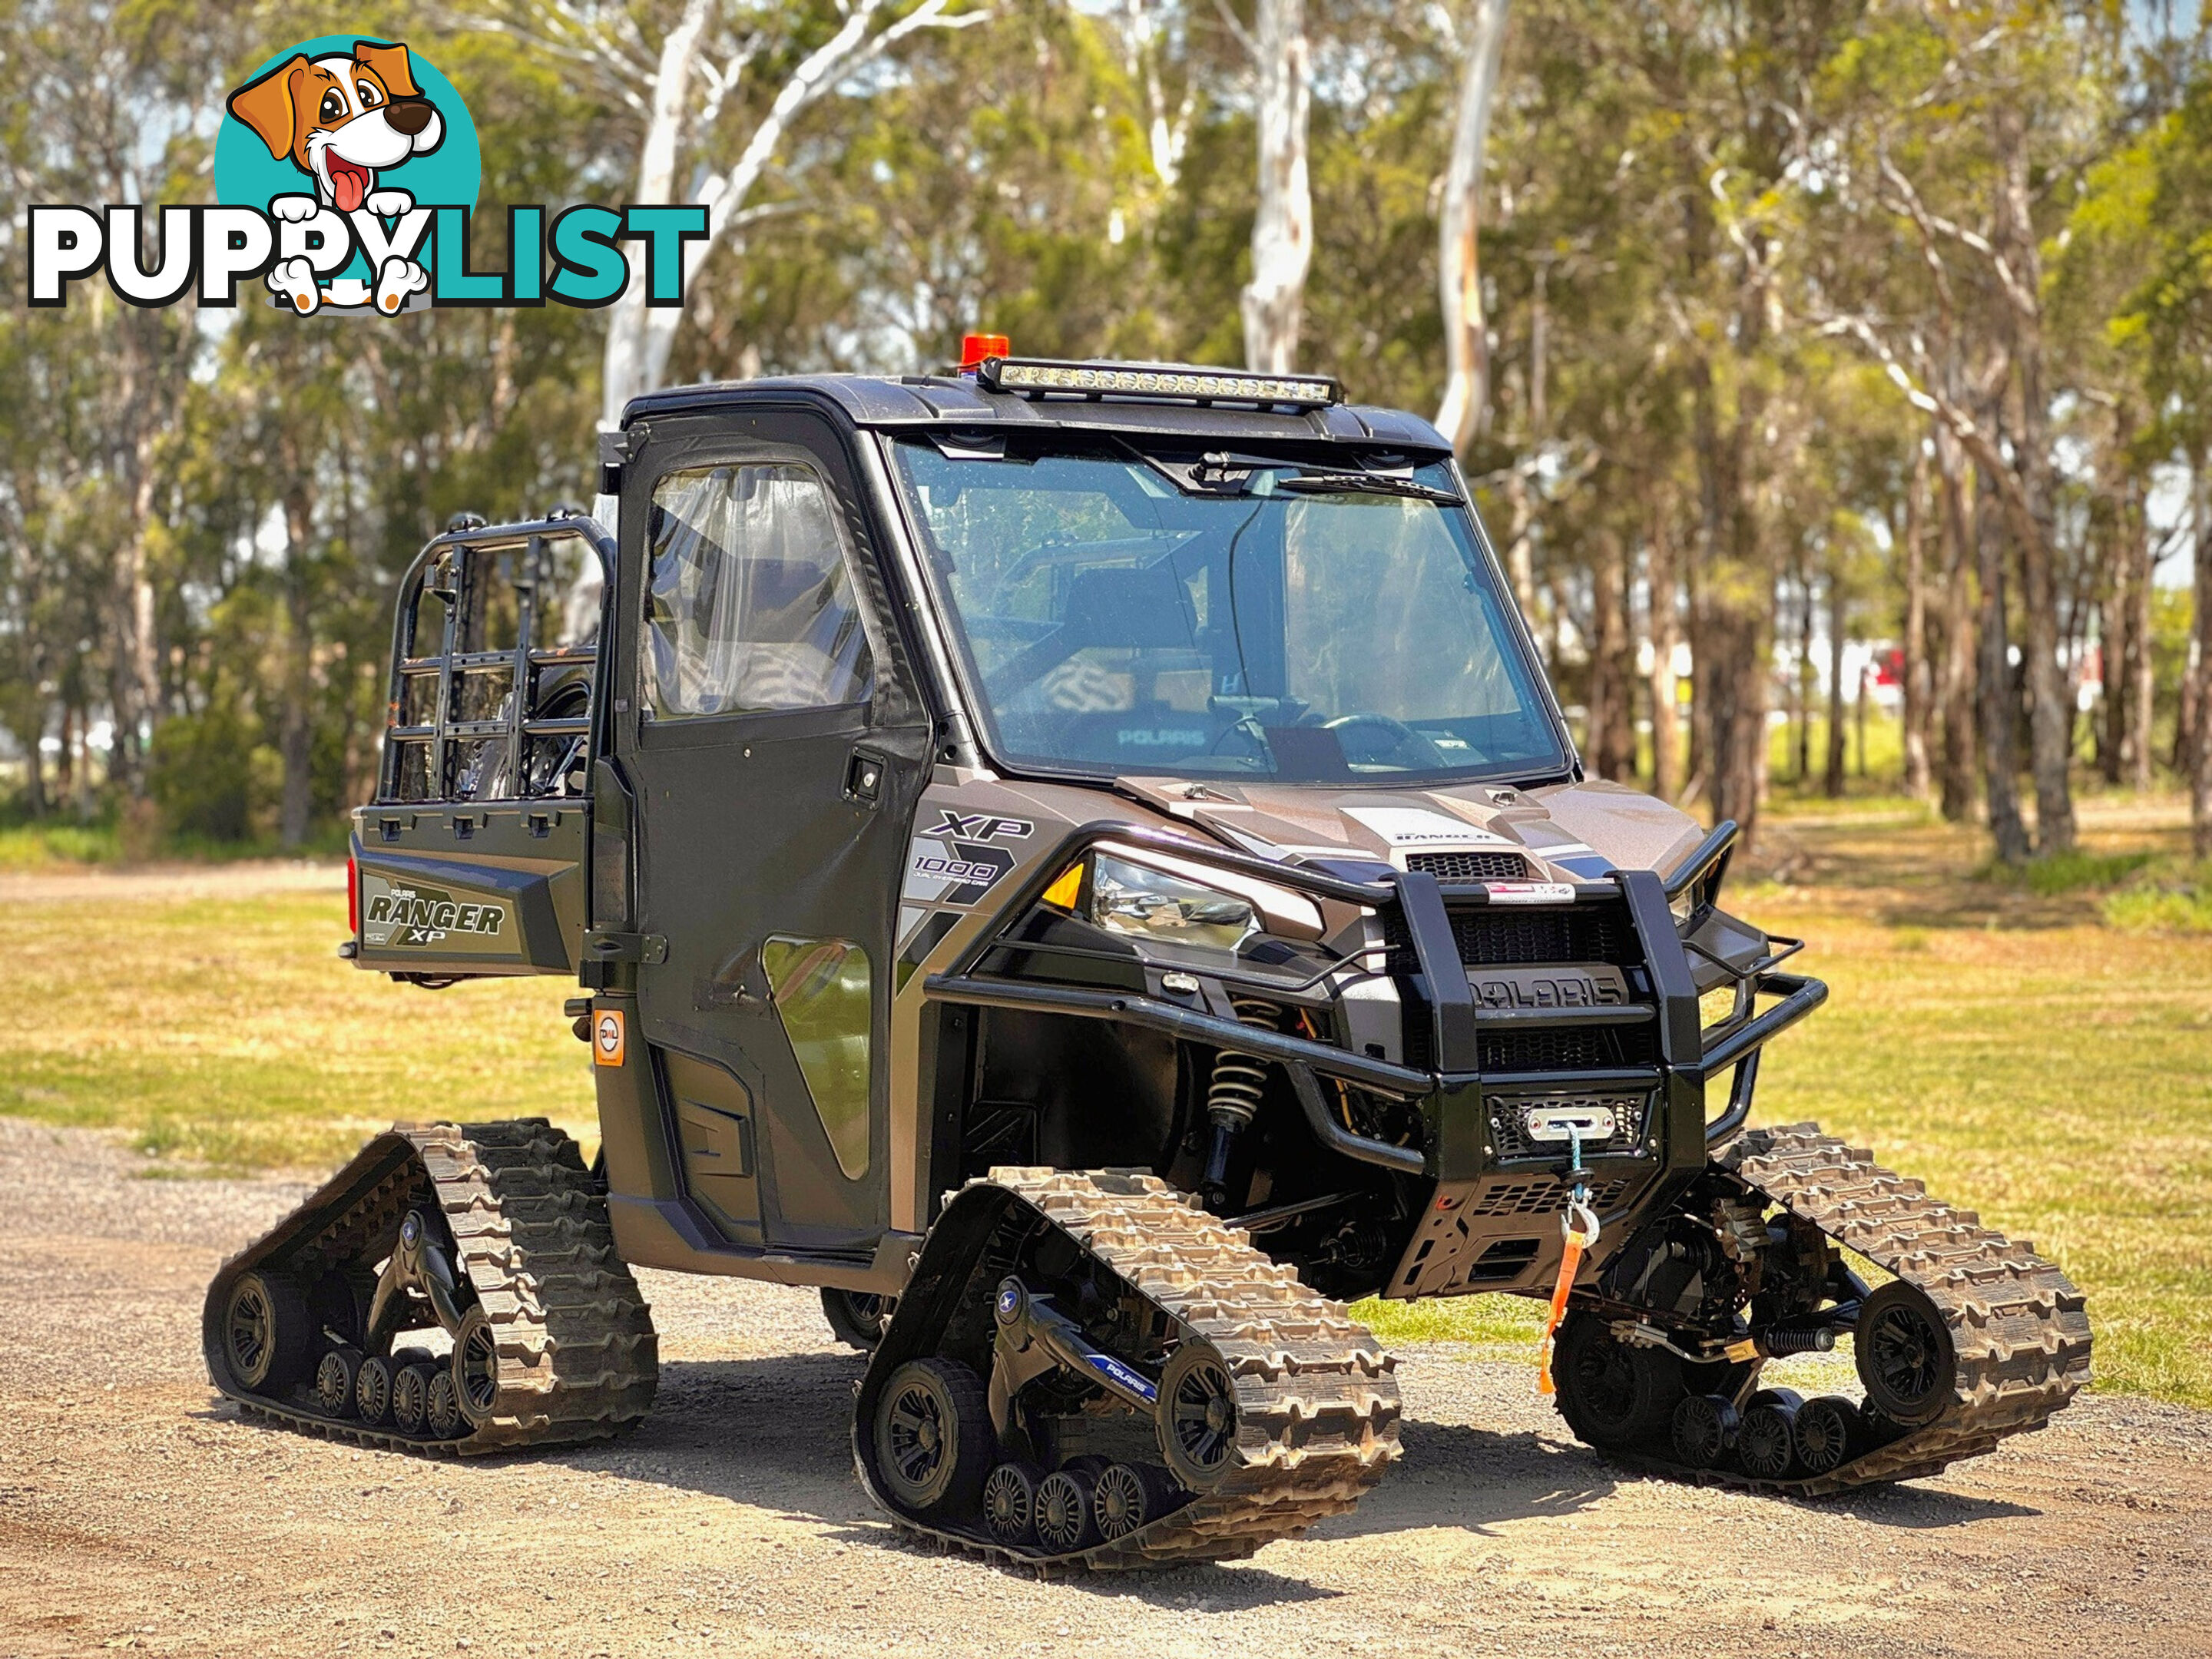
[
  {"left": 1433, "top": 0, "right": 1510, "bottom": 455},
  {"left": 598, "top": 0, "right": 715, "bottom": 432},
  {"left": 596, "top": 0, "right": 986, "bottom": 431},
  {"left": 1239, "top": 0, "right": 1312, "bottom": 373}
]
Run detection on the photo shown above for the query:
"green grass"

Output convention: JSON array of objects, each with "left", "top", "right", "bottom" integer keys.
[
  {"left": 0, "top": 822, "right": 122, "bottom": 868},
  {"left": 3, "top": 792, "right": 2209, "bottom": 1407},
  {"left": 0, "top": 883, "right": 595, "bottom": 1173}
]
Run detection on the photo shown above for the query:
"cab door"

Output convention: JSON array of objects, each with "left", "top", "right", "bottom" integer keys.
[{"left": 613, "top": 406, "right": 931, "bottom": 1259}]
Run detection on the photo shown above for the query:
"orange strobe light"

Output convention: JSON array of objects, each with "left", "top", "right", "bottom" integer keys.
[{"left": 960, "top": 332, "right": 1011, "bottom": 371}]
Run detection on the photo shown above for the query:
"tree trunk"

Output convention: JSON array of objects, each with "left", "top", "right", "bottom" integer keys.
[
  {"left": 1824, "top": 567, "right": 1847, "bottom": 797},
  {"left": 1241, "top": 0, "right": 1313, "bottom": 373},
  {"left": 600, "top": 0, "right": 714, "bottom": 429},
  {"left": 1433, "top": 0, "right": 1510, "bottom": 454},
  {"left": 1901, "top": 444, "right": 1933, "bottom": 800},
  {"left": 22, "top": 709, "right": 48, "bottom": 820},
  {"left": 1975, "top": 463, "right": 2030, "bottom": 863},
  {"left": 1792, "top": 563, "right": 1812, "bottom": 784},
  {"left": 1689, "top": 359, "right": 1772, "bottom": 846},
  {"left": 1934, "top": 426, "right": 1979, "bottom": 821},
  {"left": 1644, "top": 504, "right": 1684, "bottom": 801},
  {"left": 1992, "top": 103, "right": 2075, "bottom": 855},
  {"left": 279, "top": 482, "right": 316, "bottom": 850},
  {"left": 2121, "top": 455, "right": 2155, "bottom": 792},
  {"left": 1588, "top": 528, "right": 1634, "bottom": 780},
  {"left": 2192, "top": 451, "right": 2212, "bottom": 859}
]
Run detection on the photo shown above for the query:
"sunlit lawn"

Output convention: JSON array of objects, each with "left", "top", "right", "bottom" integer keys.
[
  {"left": 3, "top": 788, "right": 2208, "bottom": 1406},
  {"left": 0, "top": 873, "right": 596, "bottom": 1174}
]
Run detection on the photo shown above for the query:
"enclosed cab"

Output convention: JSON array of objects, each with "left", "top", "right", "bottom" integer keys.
[{"left": 343, "top": 355, "right": 1820, "bottom": 1306}]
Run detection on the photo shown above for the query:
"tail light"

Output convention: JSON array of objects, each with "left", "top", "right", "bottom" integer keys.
[{"left": 347, "top": 855, "right": 359, "bottom": 936}]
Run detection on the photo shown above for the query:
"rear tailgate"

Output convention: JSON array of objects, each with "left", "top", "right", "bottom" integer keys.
[{"left": 351, "top": 803, "right": 587, "bottom": 977}]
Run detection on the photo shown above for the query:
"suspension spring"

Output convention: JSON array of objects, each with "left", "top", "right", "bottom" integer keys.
[{"left": 1201, "top": 1001, "right": 1281, "bottom": 1207}]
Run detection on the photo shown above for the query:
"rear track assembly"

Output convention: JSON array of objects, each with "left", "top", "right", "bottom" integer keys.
[{"left": 203, "top": 1120, "right": 657, "bottom": 1455}]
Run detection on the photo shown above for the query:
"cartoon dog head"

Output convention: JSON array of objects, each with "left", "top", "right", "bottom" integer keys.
[{"left": 227, "top": 41, "right": 444, "bottom": 214}]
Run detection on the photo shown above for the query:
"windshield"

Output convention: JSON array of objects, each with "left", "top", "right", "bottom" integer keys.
[{"left": 890, "top": 439, "right": 1565, "bottom": 784}]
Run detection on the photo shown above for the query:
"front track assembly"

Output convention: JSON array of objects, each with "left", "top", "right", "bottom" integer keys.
[
  {"left": 853, "top": 1168, "right": 1402, "bottom": 1570},
  {"left": 204, "top": 1120, "right": 658, "bottom": 1455},
  {"left": 1555, "top": 1123, "right": 2091, "bottom": 1495}
]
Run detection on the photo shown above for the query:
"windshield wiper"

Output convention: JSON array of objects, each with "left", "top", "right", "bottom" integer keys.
[{"left": 1273, "top": 472, "right": 1463, "bottom": 504}]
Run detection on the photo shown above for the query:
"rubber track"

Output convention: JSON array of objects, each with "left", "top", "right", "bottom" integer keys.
[
  {"left": 204, "top": 1120, "right": 657, "bottom": 1455},
  {"left": 861, "top": 1168, "right": 1402, "bottom": 1571},
  {"left": 1599, "top": 1123, "right": 2091, "bottom": 1495}
]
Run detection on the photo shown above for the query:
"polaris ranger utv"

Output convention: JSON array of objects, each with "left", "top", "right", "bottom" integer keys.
[{"left": 205, "top": 347, "right": 2089, "bottom": 1568}]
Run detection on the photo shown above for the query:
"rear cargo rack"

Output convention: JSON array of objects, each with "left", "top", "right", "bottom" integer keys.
[{"left": 378, "top": 515, "right": 615, "bottom": 806}]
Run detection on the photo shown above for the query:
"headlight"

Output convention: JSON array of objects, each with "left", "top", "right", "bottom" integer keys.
[
  {"left": 1038, "top": 843, "right": 1325, "bottom": 954},
  {"left": 1089, "top": 854, "right": 1257, "bottom": 950}
]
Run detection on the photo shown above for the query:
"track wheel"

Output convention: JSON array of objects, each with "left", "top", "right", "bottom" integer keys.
[
  {"left": 426, "top": 1370, "right": 465, "bottom": 1439},
  {"left": 1035, "top": 1457, "right": 1108, "bottom": 1554},
  {"left": 1157, "top": 1343, "right": 1239, "bottom": 1492},
  {"left": 1551, "top": 1312, "right": 1685, "bottom": 1451},
  {"left": 1669, "top": 1393, "right": 1739, "bottom": 1469},
  {"left": 1856, "top": 1280, "right": 1956, "bottom": 1426},
  {"left": 224, "top": 1270, "right": 313, "bottom": 1392},
  {"left": 452, "top": 1306, "right": 501, "bottom": 1429},
  {"left": 982, "top": 1460, "right": 1045, "bottom": 1546},
  {"left": 315, "top": 1347, "right": 363, "bottom": 1418},
  {"left": 1737, "top": 1389, "right": 1803, "bottom": 1480},
  {"left": 391, "top": 1360, "right": 435, "bottom": 1436},
  {"left": 1094, "top": 1462, "right": 1173, "bottom": 1542},
  {"left": 873, "top": 1359, "right": 992, "bottom": 1517},
  {"left": 1793, "top": 1395, "right": 1861, "bottom": 1475},
  {"left": 356, "top": 1355, "right": 395, "bottom": 1426},
  {"left": 821, "top": 1289, "right": 896, "bottom": 1352}
]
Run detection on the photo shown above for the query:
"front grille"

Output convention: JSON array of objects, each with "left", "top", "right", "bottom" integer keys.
[
  {"left": 1479, "top": 1023, "right": 1657, "bottom": 1074},
  {"left": 1453, "top": 905, "right": 1637, "bottom": 967},
  {"left": 1468, "top": 1175, "right": 1630, "bottom": 1217},
  {"left": 1488, "top": 1093, "right": 1652, "bottom": 1160},
  {"left": 1406, "top": 849, "right": 1528, "bottom": 882}
]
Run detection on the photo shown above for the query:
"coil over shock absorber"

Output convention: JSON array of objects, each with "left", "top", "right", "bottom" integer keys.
[{"left": 1201, "top": 1000, "right": 1280, "bottom": 1210}]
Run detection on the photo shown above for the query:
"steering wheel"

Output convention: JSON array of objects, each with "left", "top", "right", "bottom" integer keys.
[{"left": 1322, "top": 712, "right": 1447, "bottom": 771}]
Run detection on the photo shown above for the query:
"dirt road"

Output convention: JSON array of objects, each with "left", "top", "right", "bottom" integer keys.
[{"left": 3, "top": 1114, "right": 2205, "bottom": 1659}]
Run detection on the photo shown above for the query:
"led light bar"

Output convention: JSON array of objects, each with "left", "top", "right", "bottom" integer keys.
[{"left": 975, "top": 356, "right": 1339, "bottom": 408}]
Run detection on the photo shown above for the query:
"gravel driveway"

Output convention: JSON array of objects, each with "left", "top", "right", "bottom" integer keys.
[{"left": 2, "top": 1113, "right": 2205, "bottom": 1659}]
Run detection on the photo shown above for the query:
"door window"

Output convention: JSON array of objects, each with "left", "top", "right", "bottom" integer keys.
[{"left": 644, "top": 462, "right": 875, "bottom": 718}]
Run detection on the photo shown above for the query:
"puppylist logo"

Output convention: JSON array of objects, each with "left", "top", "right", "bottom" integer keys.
[{"left": 27, "top": 35, "right": 706, "bottom": 316}]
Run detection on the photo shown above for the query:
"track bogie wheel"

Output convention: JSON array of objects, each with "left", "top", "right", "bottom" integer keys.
[
  {"left": 1669, "top": 1392, "right": 1739, "bottom": 1469},
  {"left": 426, "top": 1369, "right": 465, "bottom": 1439},
  {"left": 873, "top": 1358, "right": 992, "bottom": 1517},
  {"left": 822, "top": 1289, "right": 896, "bottom": 1352},
  {"left": 1737, "top": 1399, "right": 1800, "bottom": 1479},
  {"left": 1157, "top": 1343, "right": 1240, "bottom": 1492},
  {"left": 982, "top": 1460, "right": 1044, "bottom": 1546},
  {"left": 1552, "top": 1312, "right": 1687, "bottom": 1452},
  {"left": 452, "top": 1306, "right": 501, "bottom": 1428},
  {"left": 391, "top": 1362, "right": 435, "bottom": 1436},
  {"left": 224, "top": 1270, "right": 313, "bottom": 1392},
  {"left": 355, "top": 1355, "right": 395, "bottom": 1425},
  {"left": 315, "top": 1347, "right": 362, "bottom": 1418},
  {"left": 1035, "top": 1458, "right": 1108, "bottom": 1554},
  {"left": 1793, "top": 1394, "right": 1861, "bottom": 1475},
  {"left": 1855, "top": 1280, "right": 1955, "bottom": 1426},
  {"left": 1094, "top": 1462, "right": 1173, "bottom": 1542}
]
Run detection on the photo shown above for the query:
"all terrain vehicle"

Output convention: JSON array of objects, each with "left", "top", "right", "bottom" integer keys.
[{"left": 206, "top": 346, "right": 2091, "bottom": 1568}]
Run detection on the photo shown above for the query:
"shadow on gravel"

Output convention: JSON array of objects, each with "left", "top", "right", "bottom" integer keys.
[
  {"left": 1815, "top": 1485, "right": 2041, "bottom": 1528},
  {"left": 1329, "top": 1418, "right": 1616, "bottom": 1538}
]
